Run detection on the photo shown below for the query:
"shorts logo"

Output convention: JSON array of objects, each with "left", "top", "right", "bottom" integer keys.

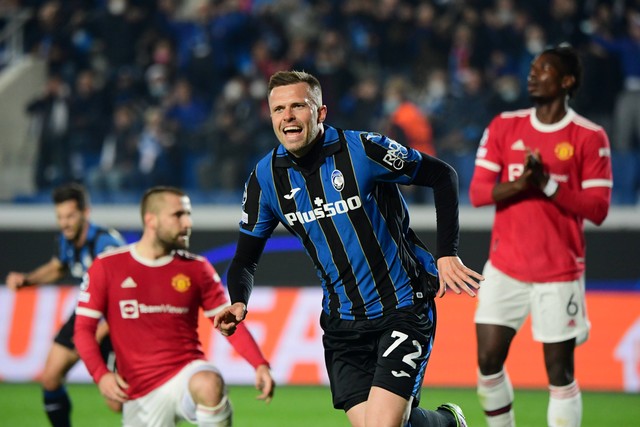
[
  {"left": 555, "top": 142, "right": 574, "bottom": 161},
  {"left": 392, "top": 370, "right": 410, "bottom": 378},
  {"left": 120, "top": 300, "right": 139, "bottom": 319},
  {"left": 172, "top": 274, "right": 191, "bottom": 293},
  {"left": 331, "top": 170, "right": 344, "bottom": 192}
]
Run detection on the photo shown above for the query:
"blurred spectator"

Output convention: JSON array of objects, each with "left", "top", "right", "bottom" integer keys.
[
  {"left": 26, "top": 73, "right": 71, "bottom": 190},
  {"left": 590, "top": 8, "right": 640, "bottom": 152},
  {"left": 87, "top": 104, "right": 139, "bottom": 196},
  {"left": 382, "top": 76, "right": 435, "bottom": 156},
  {"left": 312, "top": 29, "right": 355, "bottom": 128},
  {"left": 487, "top": 74, "right": 529, "bottom": 118},
  {"left": 438, "top": 67, "right": 491, "bottom": 158},
  {"left": 199, "top": 76, "right": 269, "bottom": 192},
  {"left": 68, "top": 69, "right": 107, "bottom": 181},
  {"left": 437, "top": 67, "right": 492, "bottom": 199},
  {"left": 133, "top": 106, "right": 176, "bottom": 190},
  {"left": 340, "top": 74, "right": 383, "bottom": 132},
  {"left": 381, "top": 76, "right": 435, "bottom": 203},
  {"left": 90, "top": 0, "right": 150, "bottom": 71},
  {"left": 417, "top": 68, "right": 451, "bottom": 140}
]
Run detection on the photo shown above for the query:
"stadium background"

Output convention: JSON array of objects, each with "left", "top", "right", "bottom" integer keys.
[{"left": 0, "top": 0, "right": 639, "bottom": 420}]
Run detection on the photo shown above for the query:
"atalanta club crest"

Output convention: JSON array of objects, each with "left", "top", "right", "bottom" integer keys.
[{"left": 331, "top": 170, "right": 344, "bottom": 192}]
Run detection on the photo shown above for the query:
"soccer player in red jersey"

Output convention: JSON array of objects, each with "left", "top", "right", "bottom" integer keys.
[
  {"left": 74, "top": 186, "right": 274, "bottom": 426},
  {"left": 469, "top": 44, "right": 612, "bottom": 427}
]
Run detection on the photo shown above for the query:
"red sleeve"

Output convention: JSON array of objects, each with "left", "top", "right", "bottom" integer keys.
[
  {"left": 225, "top": 322, "right": 270, "bottom": 369},
  {"left": 469, "top": 117, "right": 502, "bottom": 207},
  {"left": 469, "top": 166, "right": 499, "bottom": 207},
  {"left": 74, "top": 261, "right": 109, "bottom": 384},
  {"left": 551, "top": 129, "right": 612, "bottom": 225},
  {"left": 75, "top": 314, "right": 109, "bottom": 384},
  {"left": 552, "top": 186, "right": 610, "bottom": 225}
]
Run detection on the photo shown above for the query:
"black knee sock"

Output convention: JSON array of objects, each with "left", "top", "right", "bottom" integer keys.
[
  {"left": 43, "top": 386, "right": 71, "bottom": 427},
  {"left": 408, "top": 406, "right": 456, "bottom": 427}
]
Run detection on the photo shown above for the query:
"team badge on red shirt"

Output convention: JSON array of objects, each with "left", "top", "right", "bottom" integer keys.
[
  {"left": 171, "top": 274, "right": 191, "bottom": 292},
  {"left": 554, "top": 142, "right": 574, "bottom": 161}
]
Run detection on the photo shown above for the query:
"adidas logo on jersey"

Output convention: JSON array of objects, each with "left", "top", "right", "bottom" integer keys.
[
  {"left": 121, "top": 277, "right": 137, "bottom": 288},
  {"left": 511, "top": 139, "right": 526, "bottom": 150}
]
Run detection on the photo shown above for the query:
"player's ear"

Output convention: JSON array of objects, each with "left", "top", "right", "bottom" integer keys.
[
  {"left": 561, "top": 75, "right": 575, "bottom": 92},
  {"left": 317, "top": 105, "right": 327, "bottom": 123}
]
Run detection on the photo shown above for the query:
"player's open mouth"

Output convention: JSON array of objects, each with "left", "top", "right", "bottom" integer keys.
[{"left": 283, "top": 126, "right": 302, "bottom": 135}]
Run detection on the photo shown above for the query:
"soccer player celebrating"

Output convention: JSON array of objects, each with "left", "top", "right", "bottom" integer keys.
[
  {"left": 74, "top": 186, "right": 274, "bottom": 426},
  {"left": 215, "top": 70, "right": 483, "bottom": 427},
  {"left": 469, "top": 44, "right": 612, "bottom": 427},
  {"left": 5, "top": 182, "right": 125, "bottom": 426}
]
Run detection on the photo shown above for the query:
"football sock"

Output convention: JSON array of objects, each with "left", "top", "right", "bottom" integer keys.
[
  {"left": 195, "top": 396, "right": 232, "bottom": 427},
  {"left": 407, "top": 406, "right": 456, "bottom": 426},
  {"left": 477, "top": 369, "right": 515, "bottom": 427},
  {"left": 43, "top": 386, "right": 71, "bottom": 427},
  {"left": 548, "top": 381, "right": 581, "bottom": 427}
]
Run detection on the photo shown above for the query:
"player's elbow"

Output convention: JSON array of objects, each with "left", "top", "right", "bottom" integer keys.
[
  {"left": 587, "top": 199, "right": 610, "bottom": 226},
  {"left": 469, "top": 183, "right": 492, "bottom": 207}
]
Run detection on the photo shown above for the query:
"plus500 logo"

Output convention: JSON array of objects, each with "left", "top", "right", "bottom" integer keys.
[{"left": 284, "top": 196, "right": 362, "bottom": 225}]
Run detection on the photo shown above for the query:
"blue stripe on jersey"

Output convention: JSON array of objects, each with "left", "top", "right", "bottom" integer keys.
[
  {"left": 240, "top": 125, "right": 437, "bottom": 320},
  {"left": 56, "top": 223, "right": 125, "bottom": 279}
]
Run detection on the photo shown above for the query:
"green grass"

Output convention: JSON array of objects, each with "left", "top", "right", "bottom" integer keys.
[{"left": 0, "top": 383, "right": 638, "bottom": 426}]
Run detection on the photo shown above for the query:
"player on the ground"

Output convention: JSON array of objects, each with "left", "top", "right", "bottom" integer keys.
[
  {"left": 74, "top": 186, "right": 274, "bottom": 427},
  {"left": 5, "top": 182, "right": 125, "bottom": 426},
  {"left": 470, "top": 44, "right": 612, "bottom": 427}
]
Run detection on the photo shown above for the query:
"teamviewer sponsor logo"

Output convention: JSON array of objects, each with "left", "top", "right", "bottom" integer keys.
[{"left": 120, "top": 299, "right": 139, "bottom": 319}]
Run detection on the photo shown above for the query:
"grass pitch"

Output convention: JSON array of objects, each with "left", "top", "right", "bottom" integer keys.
[{"left": 0, "top": 383, "right": 638, "bottom": 426}]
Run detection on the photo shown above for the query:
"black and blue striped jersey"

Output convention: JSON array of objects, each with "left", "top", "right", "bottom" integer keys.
[
  {"left": 55, "top": 223, "right": 125, "bottom": 280},
  {"left": 239, "top": 125, "right": 438, "bottom": 320}
]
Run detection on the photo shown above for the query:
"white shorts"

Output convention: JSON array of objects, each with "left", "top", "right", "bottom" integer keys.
[
  {"left": 122, "top": 360, "right": 220, "bottom": 427},
  {"left": 474, "top": 261, "right": 590, "bottom": 344}
]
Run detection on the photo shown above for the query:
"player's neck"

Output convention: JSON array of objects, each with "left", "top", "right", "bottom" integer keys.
[
  {"left": 73, "top": 222, "right": 90, "bottom": 248},
  {"left": 533, "top": 98, "right": 569, "bottom": 124},
  {"left": 134, "top": 238, "right": 171, "bottom": 260}
]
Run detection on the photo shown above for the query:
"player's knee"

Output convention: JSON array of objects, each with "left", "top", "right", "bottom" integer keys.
[
  {"left": 189, "top": 370, "right": 225, "bottom": 407},
  {"left": 40, "top": 372, "right": 63, "bottom": 391},
  {"left": 477, "top": 351, "right": 505, "bottom": 374}
]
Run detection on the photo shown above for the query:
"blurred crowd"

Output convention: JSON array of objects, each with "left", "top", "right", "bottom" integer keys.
[{"left": 11, "top": 0, "right": 640, "bottom": 204}]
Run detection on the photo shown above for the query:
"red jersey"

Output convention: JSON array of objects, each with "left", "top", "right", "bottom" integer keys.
[
  {"left": 75, "top": 245, "right": 268, "bottom": 399},
  {"left": 469, "top": 108, "right": 612, "bottom": 282}
]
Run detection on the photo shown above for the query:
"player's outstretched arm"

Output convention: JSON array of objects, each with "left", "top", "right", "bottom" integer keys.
[
  {"left": 436, "top": 256, "right": 484, "bottom": 298},
  {"left": 213, "top": 302, "right": 247, "bottom": 336},
  {"left": 254, "top": 364, "right": 275, "bottom": 403},
  {"left": 5, "top": 258, "right": 64, "bottom": 290}
]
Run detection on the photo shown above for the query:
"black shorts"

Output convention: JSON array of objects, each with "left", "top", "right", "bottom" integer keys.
[
  {"left": 321, "top": 300, "right": 436, "bottom": 412},
  {"left": 54, "top": 313, "right": 117, "bottom": 371}
]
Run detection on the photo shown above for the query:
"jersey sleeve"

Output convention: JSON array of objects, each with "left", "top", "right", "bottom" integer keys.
[
  {"left": 552, "top": 128, "right": 612, "bottom": 225},
  {"left": 579, "top": 128, "right": 613, "bottom": 190},
  {"left": 200, "top": 260, "right": 231, "bottom": 317},
  {"left": 239, "top": 169, "right": 280, "bottom": 238},
  {"left": 358, "top": 131, "right": 423, "bottom": 184},
  {"left": 225, "top": 322, "right": 270, "bottom": 369},
  {"left": 94, "top": 229, "right": 126, "bottom": 255},
  {"left": 74, "top": 259, "right": 109, "bottom": 384},
  {"left": 469, "top": 116, "right": 503, "bottom": 207}
]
